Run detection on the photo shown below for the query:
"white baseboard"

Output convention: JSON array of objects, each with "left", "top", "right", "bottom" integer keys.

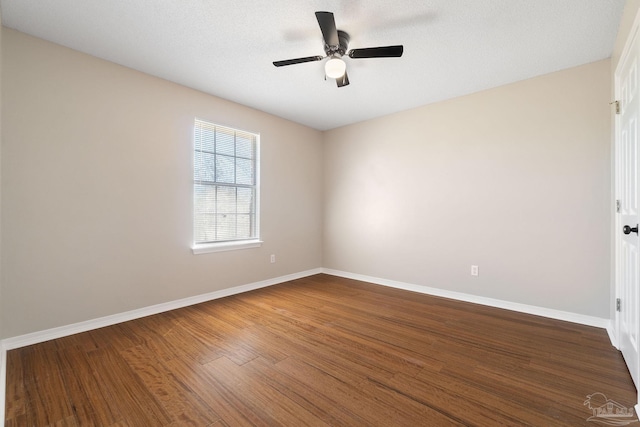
[
  {"left": 322, "top": 268, "right": 611, "bottom": 329},
  {"left": 606, "top": 322, "right": 619, "bottom": 349},
  {"left": 1, "top": 268, "right": 322, "bottom": 351}
]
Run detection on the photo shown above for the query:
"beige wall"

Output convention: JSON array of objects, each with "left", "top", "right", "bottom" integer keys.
[
  {"left": 323, "top": 59, "right": 612, "bottom": 318},
  {"left": 1, "top": 29, "right": 323, "bottom": 338}
]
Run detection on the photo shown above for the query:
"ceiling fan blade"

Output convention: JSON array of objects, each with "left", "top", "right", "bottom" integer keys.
[
  {"left": 273, "top": 56, "right": 323, "bottom": 67},
  {"left": 348, "top": 45, "right": 404, "bottom": 59},
  {"left": 315, "top": 11, "right": 339, "bottom": 47},
  {"left": 336, "top": 71, "right": 350, "bottom": 88}
]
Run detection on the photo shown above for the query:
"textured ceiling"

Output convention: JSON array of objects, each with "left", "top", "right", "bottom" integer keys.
[{"left": 0, "top": 0, "right": 625, "bottom": 130}]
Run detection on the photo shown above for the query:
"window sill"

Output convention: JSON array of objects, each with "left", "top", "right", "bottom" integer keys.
[{"left": 192, "top": 239, "right": 263, "bottom": 255}]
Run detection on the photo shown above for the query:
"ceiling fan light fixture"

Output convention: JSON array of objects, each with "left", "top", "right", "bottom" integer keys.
[
  {"left": 325, "top": 57, "right": 346, "bottom": 79},
  {"left": 273, "top": 11, "right": 404, "bottom": 87}
]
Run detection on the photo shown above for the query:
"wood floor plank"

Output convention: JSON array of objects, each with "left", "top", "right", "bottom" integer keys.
[
  {"left": 20, "top": 344, "right": 75, "bottom": 426},
  {"left": 260, "top": 311, "right": 396, "bottom": 384},
  {"left": 160, "top": 318, "right": 226, "bottom": 364},
  {"left": 177, "top": 306, "right": 259, "bottom": 365},
  {"left": 274, "top": 355, "right": 408, "bottom": 426},
  {"left": 275, "top": 355, "right": 465, "bottom": 426},
  {"left": 240, "top": 356, "right": 372, "bottom": 426},
  {"left": 5, "top": 274, "right": 637, "bottom": 426},
  {"left": 118, "top": 344, "right": 221, "bottom": 426},
  {"left": 4, "top": 349, "right": 26, "bottom": 422},
  {"left": 314, "top": 302, "right": 440, "bottom": 350},
  {"left": 162, "top": 356, "right": 272, "bottom": 427},
  {"left": 88, "top": 323, "right": 145, "bottom": 352},
  {"left": 204, "top": 356, "right": 330, "bottom": 426},
  {"left": 55, "top": 345, "right": 120, "bottom": 426},
  {"left": 188, "top": 306, "right": 268, "bottom": 358},
  {"left": 50, "top": 329, "right": 102, "bottom": 354},
  {"left": 87, "top": 345, "right": 171, "bottom": 426},
  {"left": 448, "top": 362, "right": 623, "bottom": 420},
  {"left": 370, "top": 371, "right": 550, "bottom": 426}
]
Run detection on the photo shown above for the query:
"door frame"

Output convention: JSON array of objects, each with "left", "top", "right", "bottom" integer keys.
[{"left": 614, "top": 7, "right": 640, "bottom": 415}]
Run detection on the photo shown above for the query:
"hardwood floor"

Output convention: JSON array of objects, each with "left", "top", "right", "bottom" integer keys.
[{"left": 4, "top": 274, "right": 637, "bottom": 426}]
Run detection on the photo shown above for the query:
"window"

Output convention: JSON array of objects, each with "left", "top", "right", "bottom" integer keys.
[{"left": 193, "top": 119, "right": 260, "bottom": 253}]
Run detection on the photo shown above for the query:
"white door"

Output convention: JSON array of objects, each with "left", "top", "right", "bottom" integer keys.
[{"left": 616, "top": 14, "right": 640, "bottom": 392}]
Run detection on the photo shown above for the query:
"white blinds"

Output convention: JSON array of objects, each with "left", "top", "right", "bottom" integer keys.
[{"left": 194, "top": 119, "right": 258, "bottom": 244}]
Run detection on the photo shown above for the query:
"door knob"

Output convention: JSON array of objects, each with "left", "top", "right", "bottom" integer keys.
[{"left": 623, "top": 225, "right": 638, "bottom": 235}]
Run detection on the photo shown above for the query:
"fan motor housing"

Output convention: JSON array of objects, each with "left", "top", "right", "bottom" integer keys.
[{"left": 325, "top": 30, "right": 350, "bottom": 57}]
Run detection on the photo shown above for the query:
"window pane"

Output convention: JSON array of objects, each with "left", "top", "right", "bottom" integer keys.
[
  {"left": 237, "top": 214, "right": 252, "bottom": 238},
  {"left": 194, "top": 184, "right": 216, "bottom": 214},
  {"left": 194, "top": 184, "right": 216, "bottom": 243},
  {"left": 216, "top": 214, "right": 236, "bottom": 241},
  {"left": 194, "top": 151, "right": 216, "bottom": 182},
  {"left": 237, "top": 187, "right": 253, "bottom": 214},
  {"left": 216, "top": 155, "right": 234, "bottom": 183},
  {"left": 197, "top": 127, "right": 216, "bottom": 152},
  {"left": 217, "top": 186, "right": 236, "bottom": 214},
  {"left": 236, "top": 158, "right": 254, "bottom": 185},
  {"left": 236, "top": 136, "right": 254, "bottom": 159},
  {"left": 194, "top": 213, "right": 216, "bottom": 243},
  {"left": 216, "top": 130, "right": 235, "bottom": 156}
]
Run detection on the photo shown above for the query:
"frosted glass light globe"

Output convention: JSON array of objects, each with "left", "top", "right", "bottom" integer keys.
[{"left": 325, "top": 57, "right": 346, "bottom": 79}]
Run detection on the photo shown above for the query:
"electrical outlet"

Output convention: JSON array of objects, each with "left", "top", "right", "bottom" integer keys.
[
  {"left": 471, "top": 265, "right": 479, "bottom": 276},
  {"left": 270, "top": 254, "right": 276, "bottom": 264}
]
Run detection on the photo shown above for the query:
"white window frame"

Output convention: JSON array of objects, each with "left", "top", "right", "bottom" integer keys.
[{"left": 192, "top": 119, "right": 261, "bottom": 255}]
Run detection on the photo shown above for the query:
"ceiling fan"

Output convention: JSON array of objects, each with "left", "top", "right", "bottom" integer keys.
[{"left": 273, "top": 11, "right": 404, "bottom": 87}]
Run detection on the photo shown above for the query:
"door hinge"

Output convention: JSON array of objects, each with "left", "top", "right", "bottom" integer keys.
[
  {"left": 612, "top": 100, "right": 621, "bottom": 114},
  {"left": 616, "top": 199, "right": 621, "bottom": 213},
  {"left": 616, "top": 298, "right": 621, "bottom": 312}
]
